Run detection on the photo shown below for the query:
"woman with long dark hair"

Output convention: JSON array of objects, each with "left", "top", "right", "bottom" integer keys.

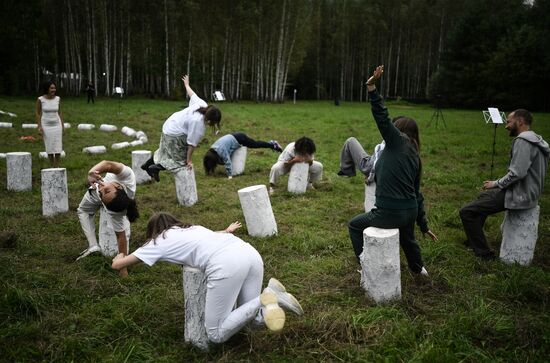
[
  {"left": 36, "top": 81, "right": 64, "bottom": 167},
  {"left": 142, "top": 74, "right": 222, "bottom": 182},
  {"left": 111, "top": 212, "right": 303, "bottom": 344},
  {"left": 348, "top": 66, "right": 438, "bottom": 276}
]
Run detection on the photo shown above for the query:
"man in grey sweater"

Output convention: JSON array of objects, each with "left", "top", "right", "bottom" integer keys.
[{"left": 460, "top": 109, "right": 549, "bottom": 259}]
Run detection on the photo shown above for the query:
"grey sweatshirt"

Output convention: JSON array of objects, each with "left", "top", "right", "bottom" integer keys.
[{"left": 496, "top": 130, "right": 550, "bottom": 209}]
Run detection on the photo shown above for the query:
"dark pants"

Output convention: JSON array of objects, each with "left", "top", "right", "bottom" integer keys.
[
  {"left": 459, "top": 189, "right": 506, "bottom": 258},
  {"left": 87, "top": 92, "right": 95, "bottom": 104},
  {"left": 349, "top": 207, "right": 423, "bottom": 273},
  {"left": 232, "top": 132, "right": 273, "bottom": 149}
]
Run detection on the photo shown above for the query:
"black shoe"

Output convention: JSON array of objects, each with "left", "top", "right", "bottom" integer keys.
[
  {"left": 337, "top": 170, "right": 355, "bottom": 177},
  {"left": 147, "top": 164, "right": 163, "bottom": 182},
  {"left": 479, "top": 252, "right": 496, "bottom": 261},
  {"left": 141, "top": 162, "right": 149, "bottom": 171}
]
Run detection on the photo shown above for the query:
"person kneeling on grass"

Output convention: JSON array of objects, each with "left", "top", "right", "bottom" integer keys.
[
  {"left": 111, "top": 212, "right": 303, "bottom": 344},
  {"left": 76, "top": 160, "right": 139, "bottom": 277},
  {"left": 268, "top": 136, "right": 323, "bottom": 194},
  {"left": 203, "top": 132, "right": 282, "bottom": 178}
]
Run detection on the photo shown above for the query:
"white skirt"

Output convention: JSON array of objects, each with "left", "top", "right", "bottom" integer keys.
[{"left": 42, "top": 119, "right": 63, "bottom": 154}]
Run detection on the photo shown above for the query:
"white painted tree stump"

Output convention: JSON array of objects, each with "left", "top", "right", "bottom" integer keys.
[
  {"left": 139, "top": 136, "right": 148, "bottom": 144},
  {"left": 39, "top": 151, "right": 66, "bottom": 159},
  {"left": 63, "top": 123, "right": 71, "bottom": 128},
  {"left": 82, "top": 146, "right": 107, "bottom": 154},
  {"left": 22, "top": 123, "right": 38, "bottom": 129},
  {"left": 0, "top": 153, "right": 6, "bottom": 159},
  {"left": 41, "top": 168, "right": 69, "bottom": 217},
  {"left": 0, "top": 122, "right": 13, "bottom": 128},
  {"left": 360, "top": 227, "right": 401, "bottom": 303},
  {"left": 98, "top": 207, "right": 130, "bottom": 257},
  {"left": 238, "top": 185, "right": 278, "bottom": 237},
  {"left": 287, "top": 162, "right": 309, "bottom": 194},
  {"left": 183, "top": 266, "right": 209, "bottom": 351},
  {"left": 121, "top": 126, "right": 136, "bottom": 137},
  {"left": 500, "top": 206, "right": 540, "bottom": 266},
  {"left": 6, "top": 152, "right": 32, "bottom": 191},
  {"left": 175, "top": 167, "right": 198, "bottom": 206},
  {"left": 132, "top": 150, "right": 152, "bottom": 184},
  {"left": 230, "top": 146, "right": 247, "bottom": 176},
  {"left": 135, "top": 131, "right": 147, "bottom": 139},
  {"left": 99, "top": 124, "right": 117, "bottom": 132},
  {"left": 77, "top": 123, "right": 95, "bottom": 130},
  {"left": 364, "top": 182, "right": 376, "bottom": 212},
  {"left": 112, "top": 141, "right": 130, "bottom": 150},
  {"left": 130, "top": 140, "right": 143, "bottom": 147}
]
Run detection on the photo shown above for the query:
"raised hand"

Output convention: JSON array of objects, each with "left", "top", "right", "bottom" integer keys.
[{"left": 366, "top": 65, "right": 384, "bottom": 86}]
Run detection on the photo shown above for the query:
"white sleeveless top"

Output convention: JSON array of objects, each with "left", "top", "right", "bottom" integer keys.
[{"left": 38, "top": 96, "right": 61, "bottom": 126}]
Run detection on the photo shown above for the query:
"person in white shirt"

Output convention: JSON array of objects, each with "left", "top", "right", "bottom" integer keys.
[
  {"left": 111, "top": 212, "right": 304, "bottom": 344},
  {"left": 142, "top": 75, "right": 222, "bottom": 182},
  {"left": 269, "top": 137, "right": 323, "bottom": 194},
  {"left": 76, "top": 160, "right": 139, "bottom": 277}
]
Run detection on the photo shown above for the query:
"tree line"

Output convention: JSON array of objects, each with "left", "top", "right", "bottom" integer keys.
[{"left": 1, "top": 0, "right": 548, "bottom": 110}]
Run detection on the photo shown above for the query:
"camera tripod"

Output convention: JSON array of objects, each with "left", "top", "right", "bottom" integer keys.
[{"left": 427, "top": 104, "right": 447, "bottom": 128}]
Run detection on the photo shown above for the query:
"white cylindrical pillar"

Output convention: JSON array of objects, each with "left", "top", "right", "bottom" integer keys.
[
  {"left": 0, "top": 122, "right": 13, "bottom": 128},
  {"left": 135, "top": 131, "right": 147, "bottom": 140},
  {"left": 230, "top": 146, "right": 247, "bottom": 176},
  {"left": 500, "top": 206, "right": 540, "bottom": 266},
  {"left": 360, "top": 227, "right": 401, "bottom": 303},
  {"left": 99, "top": 124, "right": 117, "bottom": 132},
  {"left": 82, "top": 146, "right": 107, "bottom": 154},
  {"left": 287, "top": 162, "right": 309, "bottom": 194},
  {"left": 364, "top": 182, "right": 376, "bottom": 212},
  {"left": 183, "top": 266, "right": 209, "bottom": 351},
  {"left": 130, "top": 140, "right": 143, "bottom": 147},
  {"left": 132, "top": 150, "right": 152, "bottom": 184},
  {"left": 98, "top": 207, "right": 130, "bottom": 257},
  {"left": 139, "top": 136, "right": 148, "bottom": 144},
  {"left": 121, "top": 126, "right": 136, "bottom": 137},
  {"left": 175, "top": 167, "right": 198, "bottom": 206},
  {"left": 6, "top": 152, "right": 32, "bottom": 191},
  {"left": 63, "top": 123, "right": 71, "bottom": 129},
  {"left": 39, "top": 151, "right": 66, "bottom": 159},
  {"left": 77, "top": 123, "right": 95, "bottom": 130},
  {"left": 0, "top": 153, "right": 6, "bottom": 159},
  {"left": 41, "top": 168, "right": 69, "bottom": 217},
  {"left": 22, "top": 123, "right": 38, "bottom": 129},
  {"left": 112, "top": 142, "right": 130, "bottom": 150},
  {"left": 238, "top": 185, "right": 277, "bottom": 237}
]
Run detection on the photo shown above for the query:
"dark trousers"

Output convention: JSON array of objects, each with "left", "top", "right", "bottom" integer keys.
[
  {"left": 141, "top": 156, "right": 165, "bottom": 170},
  {"left": 459, "top": 189, "right": 506, "bottom": 258},
  {"left": 87, "top": 92, "right": 95, "bottom": 104},
  {"left": 232, "top": 132, "right": 273, "bottom": 149},
  {"left": 348, "top": 207, "right": 423, "bottom": 273}
]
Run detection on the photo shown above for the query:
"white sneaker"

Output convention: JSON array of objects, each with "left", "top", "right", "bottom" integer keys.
[
  {"left": 76, "top": 245, "right": 101, "bottom": 261},
  {"left": 260, "top": 291, "right": 285, "bottom": 332},
  {"left": 269, "top": 186, "right": 275, "bottom": 195},
  {"left": 266, "top": 278, "right": 304, "bottom": 315},
  {"left": 420, "top": 267, "right": 429, "bottom": 276}
]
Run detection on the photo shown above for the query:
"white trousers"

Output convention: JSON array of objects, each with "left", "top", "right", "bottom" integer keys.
[
  {"left": 269, "top": 160, "right": 323, "bottom": 185},
  {"left": 204, "top": 242, "right": 264, "bottom": 343}
]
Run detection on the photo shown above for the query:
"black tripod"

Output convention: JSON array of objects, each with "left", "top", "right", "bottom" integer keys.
[{"left": 427, "top": 100, "right": 447, "bottom": 128}]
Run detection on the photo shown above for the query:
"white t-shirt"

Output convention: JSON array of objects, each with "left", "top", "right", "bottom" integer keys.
[
  {"left": 132, "top": 226, "right": 242, "bottom": 271},
  {"left": 277, "top": 142, "right": 315, "bottom": 163},
  {"left": 162, "top": 94, "right": 208, "bottom": 146}
]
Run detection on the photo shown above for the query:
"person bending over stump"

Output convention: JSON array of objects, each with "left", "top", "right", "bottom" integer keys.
[
  {"left": 111, "top": 212, "right": 303, "bottom": 344},
  {"left": 269, "top": 137, "right": 323, "bottom": 194},
  {"left": 459, "top": 109, "right": 549, "bottom": 260},
  {"left": 203, "top": 132, "right": 282, "bottom": 178},
  {"left": 142, "top": 74, "right": 221, "bottom": 182},
  {"left": 348, "top": 66, "right": 438, "bottom": 276},
  {"left": 77, "top": 160, "right": 139, "bottom": 277}
]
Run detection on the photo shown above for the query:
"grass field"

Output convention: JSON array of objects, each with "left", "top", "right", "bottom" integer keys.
[{"left": 0, "top": 95, "right": 549, "bottom": 362}]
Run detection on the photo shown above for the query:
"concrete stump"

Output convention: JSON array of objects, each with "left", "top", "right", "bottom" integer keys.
[
  {"left": 41, "top": 168, "right": 69, "bottom": 216},
  {"left": 99, "top": 124, "right": 117, "bottom": 132},
  {"left": 364, "top": 182, "right": 376, "bottom": 212},
  {"left": 0, "top": 153, "right": 6, "bottom": 159},
  {"left": 287, "top": 162, "right": 309, "bottom": 194},
  {"left": 98, "top": 207, "right": 130, "bottom": 257},
  {"left": 238, "top": 185, "right": 277, "bottom": 237},
  {"left": 77, "top": 123, "right": 95, "bottom": 130},
  {"left": 39, "top": 151, "right": 66, "bottom": 159},
  {"left": 82, "top": 146, "right": 107, "bottom": 154},
  {"left": 360, "top": 227, "right": 401, "bottom": 303},
  {"left": 183, "top": 266, "right": 209, "bottom": 351},
  {"left": 500, "top": 206, "right": 540, "bottom": 266},
  {"left": 0, "top": 122, "right": 13, "bottom": 128},
  {"left": 112, "top": 141, "right": 130, "bottom": 150},
  {"left": 230, "top": 146, "right": 247, "bottom": 176},
  {"left": 135, "top": 131, "right": 147, "bottom": 139},
  {"left": 132, "top": 150, "right": 152, "bottom": 184},
  {"left": 63, "top": 123, "right": 71, "bottom": 128},
  {"left": 130, "top": 140, "right": 143, "bottom": 147},
  {"left": 121, "top": 126, "right": 136, "bottom": 137},
  {"left": 22, "top": 123, "right": 38, "bottom": 129},
  {"left": 6, "top": 152, "right": 32, "bottom": 191},
  {"left": 139, "top": 136, "right": 148, "bottom": 144},
  {"left": 175, "top": 167, "right": 198, "bottom": 206}
]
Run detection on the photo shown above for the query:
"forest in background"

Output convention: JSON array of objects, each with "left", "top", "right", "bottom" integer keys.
[{"left": 1, "top": 0, "right": 548, "bottom": 110}]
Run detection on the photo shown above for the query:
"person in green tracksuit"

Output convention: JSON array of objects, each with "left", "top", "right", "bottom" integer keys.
[{"left": 348, "top": 65, "right": 438, "bottom": 275}]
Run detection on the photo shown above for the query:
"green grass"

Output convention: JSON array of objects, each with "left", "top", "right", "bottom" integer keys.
[{"left": 0, "top": 95, "right": 549, "bottom": 362}]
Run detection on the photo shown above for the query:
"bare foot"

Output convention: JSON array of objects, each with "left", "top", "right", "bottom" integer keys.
[{"left": 119, "top": 268, "right": 129, "bottom": 277}]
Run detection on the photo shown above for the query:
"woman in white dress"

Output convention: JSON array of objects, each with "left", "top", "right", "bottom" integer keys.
[{"left": 35, "top": 81, "right": 64, "bottom": 167}]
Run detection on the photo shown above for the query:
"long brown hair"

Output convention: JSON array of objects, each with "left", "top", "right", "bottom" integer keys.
[
  {"left": 197, "top": 105, "right": 222, "bottom": 127},
  {"left": 145, "top": 212, "right": 191, "bottom": 244},
  {"left": 393, "top": 116, "right": 420, "bottom": 152}
]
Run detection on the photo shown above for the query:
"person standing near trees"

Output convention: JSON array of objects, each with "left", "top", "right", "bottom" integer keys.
[
  {"left": 348, "top": 65, "right": 438, "bottom": 276},
  {"left": 459, "top": 109, "right": 549, "bottom": 260},
  {"left": 141, "top": 74, "right": 222, "bottom": 182},
  {"left": 36, "top": 81, "right": 64, "bottom": 168},
  {"left": 86, "top": 82, "right": 95, "bottom": 104}
]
